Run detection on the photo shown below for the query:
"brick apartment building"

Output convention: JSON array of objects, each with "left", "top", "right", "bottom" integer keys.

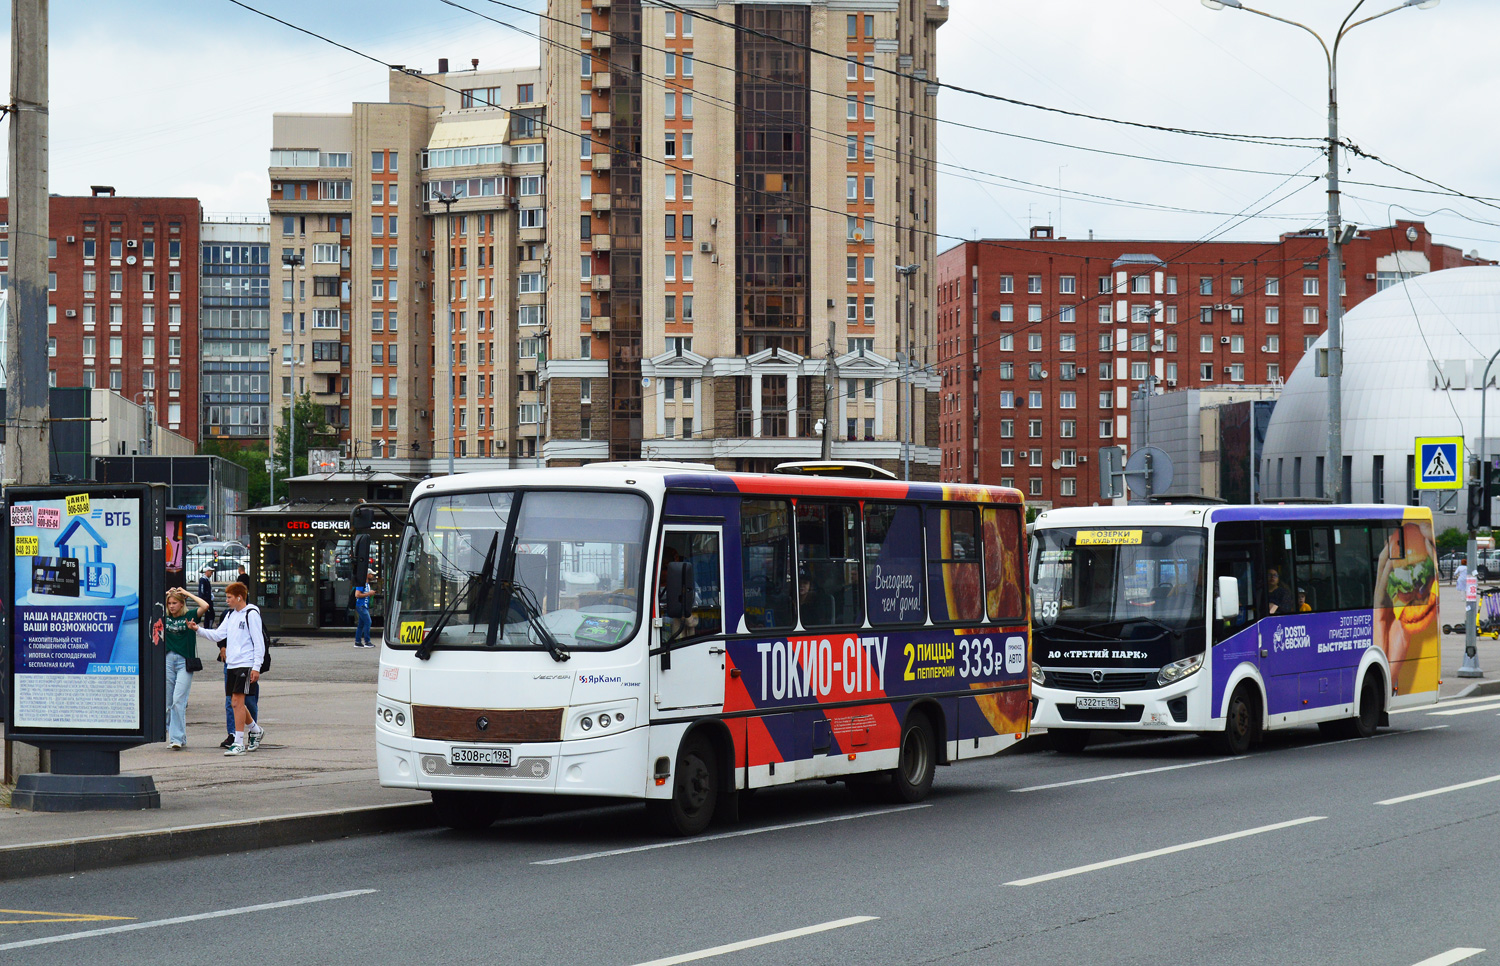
[
  {"left": 0, "top": 189, "right": 202, "bottom": 444},
  {"left": 936, "top": 221, "right": 1492, "bottom": 504}
]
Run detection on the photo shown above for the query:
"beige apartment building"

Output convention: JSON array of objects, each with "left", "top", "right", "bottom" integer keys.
[
  {"left": 543, "top": 0, "right": 946, "bottom": 476},
  {"left": 267, "top": 62, "right": 546, "bottom": 466}
]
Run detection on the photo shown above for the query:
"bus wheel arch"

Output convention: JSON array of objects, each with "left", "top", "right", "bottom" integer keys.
[
  {"left": 1323, "top": 665, "right": 1385, "bottom": 740},
  {"left": 648, "top": 722, "right": 731, "bottom": 836},
  {"left": 1214, "top": 681, "right": 1263, "bottom": 756}
]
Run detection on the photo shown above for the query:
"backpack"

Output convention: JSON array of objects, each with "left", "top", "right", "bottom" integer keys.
[{"left": 245, "top": 604, "right": 271, "bottom": 674}]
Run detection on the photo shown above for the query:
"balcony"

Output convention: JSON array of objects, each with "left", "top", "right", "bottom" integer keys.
[
  {"left": 519, "top": 356, "right": 539, "bottom": 372},
  {"left": 591, "top": 152, "right": 611, "bottom": 172},
  {"left": 591, "top": 233, "right": 612, "bottom": 252},
  {"left": 591, "top": 192, "right": 612, "bottom": 211},
  {"left": 310, "top": 388, "right": 341, "bottom": 406},
  {"left": 591, "top": 111, "right": 611, "bottom": 130},
  {"left": 310, "top": 357, "right": 342, "bottom": 375},
  {"left": 591, "top": 29, "right": 611, "bottom": 49},
  {"left": 592, "top": 71, "right": 612, "bottom": 90},
  {"left": 519, "top": 226, "right": 546, "bottom": 243},
  {"left": 591, "top": 274, "right": 612, "bottom": 292},
  {"left": 590, "top": 315, "right": 611, "bottom": 332}
]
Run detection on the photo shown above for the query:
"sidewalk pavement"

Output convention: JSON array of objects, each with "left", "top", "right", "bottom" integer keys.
[
  {"left": 1, "top": 632, "right": 430, "bottom": 881},
  {"left": 3, "top": 584, "right": 1499, "bottom": 881}
]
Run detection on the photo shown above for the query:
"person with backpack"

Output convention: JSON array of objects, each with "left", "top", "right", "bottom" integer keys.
[{"left": 189, "top": 581, "right": 267, "bottom": 757}]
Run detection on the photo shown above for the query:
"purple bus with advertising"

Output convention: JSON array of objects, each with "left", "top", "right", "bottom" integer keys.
[{"left": 1029, "top": 504, "right": 1440, "bottom": 753}]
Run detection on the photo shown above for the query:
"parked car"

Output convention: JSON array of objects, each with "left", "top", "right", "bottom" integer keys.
[{"left": 186, "top": 523, "right": 213, "bottom": 540}]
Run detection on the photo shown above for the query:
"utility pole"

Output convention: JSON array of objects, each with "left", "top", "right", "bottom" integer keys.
[
  {"left": 5, "top": 0, "right": 49, "bottom": 784},
  {"left": 896, "top": 264, "right": 920, "bottom": 480},
  {"left": 822, "top": 317, "right": 835, "bottom": 459},
  {"left": 435, "top": 193, "right": 457, "bottom": 476}
]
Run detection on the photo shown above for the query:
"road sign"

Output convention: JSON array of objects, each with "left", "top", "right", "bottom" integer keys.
[
  {"left": 1415, "top": 436, "right": 1464, "bottom": 490},
  {"left": 1124, "top": 446, "right": 1174, "bottom": 499}
]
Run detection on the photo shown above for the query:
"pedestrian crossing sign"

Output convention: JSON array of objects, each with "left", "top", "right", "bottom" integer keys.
[{"left": 1415, "top": 436, "right": 1463, "bottom": 489}]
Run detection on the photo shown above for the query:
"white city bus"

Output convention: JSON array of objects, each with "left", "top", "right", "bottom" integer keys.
[
  {"left": 1029, "top": 504, "right": 1440, "bottom": 754},
  {"left": 368, "top": 462, "right": 1031, "bottom": 834}
]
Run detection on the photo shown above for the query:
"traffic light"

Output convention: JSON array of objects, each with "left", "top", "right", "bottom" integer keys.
[{"left": 1468, "top": 481, "right": 1488, "bottom": 532}]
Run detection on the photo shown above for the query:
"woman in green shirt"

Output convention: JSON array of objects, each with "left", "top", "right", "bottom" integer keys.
[{"left": 164, "top": 588, "right": 209, "bottom": 749}]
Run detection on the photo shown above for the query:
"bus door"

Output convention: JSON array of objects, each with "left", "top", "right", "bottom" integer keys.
[
  {"left": 1212, "top": 525, "right": 1263, "bottom": 708},
  {"left": 652, "top": 526, "right": 727, "bottom": 712}
]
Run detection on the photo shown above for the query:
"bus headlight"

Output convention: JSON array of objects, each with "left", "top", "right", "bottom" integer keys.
[
  {"left": 375, "top": 697, "right": 413, "bottom": 736},
  {"left": 568, "top": 701, "right": 637, "bottom": 739},
  {"left": 1157, "top": 653, "right": 1204, "bottom": 688},
  {"left": 1031, "top": 663, "right": 1046, "bottom": 687}
]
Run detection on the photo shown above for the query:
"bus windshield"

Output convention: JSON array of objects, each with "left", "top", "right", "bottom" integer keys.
[
  {"left": 1031, "top": 526, "right": 1207, "bottom": 664},
  {"left": 389, "top": 489, "right": 651, "bottom": 652}
]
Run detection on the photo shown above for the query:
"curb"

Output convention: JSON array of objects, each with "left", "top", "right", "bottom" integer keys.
[
  {"left": 1454, "top": 679, "right": 1500, "bottom": 699},
  {"left": 0, "top": 801, "right": 434, "bottom": 883}
]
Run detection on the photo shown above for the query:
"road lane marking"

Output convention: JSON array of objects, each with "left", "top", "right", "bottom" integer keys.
[
  {"left": 0, "top": 909, "right": 133, "bottom": 925},
  {"left": 1011, "top": 756, "right": 1236, "bottom": 792},
  {"left": 1004, "top": 816, "right": 1326, "bottom": 886},
  {"left": 1392, "top": 695, "right": 1500, "bottom": 715},
  {"left": 1378, "top": 773, "right": 1500, "bottom": 806},
  {"left": 629, "top": 916, "right": 877, "bottom": 966},
  {"left": 1427, "top": 702, "right": 1500, "bottom": 717},
  {"left": 1411, "top": 948, "right": 1485, "bottom": 966},
  {"left": 0, "top": 890, "right": 377, "bottom": 952},
  {"left": 532, "top": 805, "right": 931, "bottom": 865}
]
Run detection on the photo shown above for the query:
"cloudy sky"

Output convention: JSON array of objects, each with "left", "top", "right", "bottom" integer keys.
[{"left": 11, "top": 0, "right": 1500, "bottom": 255}]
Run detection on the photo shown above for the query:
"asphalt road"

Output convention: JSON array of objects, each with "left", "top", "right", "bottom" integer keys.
[{"left": 5, "top": 702, "right": 1500, "bottom": 966}]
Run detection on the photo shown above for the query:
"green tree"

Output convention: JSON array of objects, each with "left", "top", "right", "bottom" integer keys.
[
  {"left": 273, "top": 393, "right": 337, "bottom": 481},
  {"left": 199, "top": 439, "right": 273, "bottom": 508},
  {"left": 1437, "top": 527, "right": 1468, "bottom": 553}
]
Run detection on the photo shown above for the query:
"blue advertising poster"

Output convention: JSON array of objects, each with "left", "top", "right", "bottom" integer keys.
[{"left": 10, "top": 494, "right": 142, "bottom": 730}]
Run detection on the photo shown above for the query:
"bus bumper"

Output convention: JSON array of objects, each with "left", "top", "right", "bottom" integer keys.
[
  {"left": 376, "top": 724, "right": 650, "bottom": 799},
  {"left": 1030, "top": 678, "right": 1203, "bottom": 732}
]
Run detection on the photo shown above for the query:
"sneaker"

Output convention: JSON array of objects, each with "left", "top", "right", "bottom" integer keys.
[
  {"left": 224, "top": 743, "right": 247, "bottom": 756},
  {"left": 169, "top": 740, "right": 183, "bottom": 750},
  {"left": 219, "top": 735, "right": 236, "bottom": 749},
  {"left": 247, "top": 729, "right": 264, "bottom": 752}
]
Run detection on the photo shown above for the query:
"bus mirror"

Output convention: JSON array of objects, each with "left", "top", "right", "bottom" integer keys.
[
  {"left": 353, "top": 534, "right": 371, "bottom": 588},
  {"left": 1216, "top": 576, "right": 1240, "bottom": 620},
  {"left": 350, "top": 505, "right": 374, "bottom": 533},
  {"left": 664, "top": 561, "right": 692, "bottom": 619}
]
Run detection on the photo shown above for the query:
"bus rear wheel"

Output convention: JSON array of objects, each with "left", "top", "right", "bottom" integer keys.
[
  {"left": 1214, "top": 684, "right": 1261, "bottom": 756},
  {"left": 1321, "top": 671, "right": 1382, "bottom": 740},
  {"left": 648, "top": 735, "right": 719, "bottom": 837},
  {"left": 431, "top": 790, "right": 504, "bottom": 831},
  {"left": 885, "top": 713, "right": 937, "bottom": 804}
]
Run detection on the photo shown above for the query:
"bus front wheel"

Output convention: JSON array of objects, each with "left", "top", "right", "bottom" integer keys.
[
  {"left": 886, "top": 713, "right": 937, "bottom": 804},
  {"left": 1214, "top": 684, "right": 1261, "bottom": 756},
  {"left": 431, "top": 790, "right": 504, "bottom": 831},
  {"left": 648, "top": 735, "right": 719, "bottom": 836}
]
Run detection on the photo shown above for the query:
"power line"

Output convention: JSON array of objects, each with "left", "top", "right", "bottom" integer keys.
[
  {"left": 441, "top": 0, "right": 1324, "bottom": 222},
  {"left": 651, "top": 0, "right": 1325, "bottom": 149}
]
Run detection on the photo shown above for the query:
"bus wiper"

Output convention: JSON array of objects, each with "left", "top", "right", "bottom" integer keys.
[
  {"left": 415, "top": 533, "right": 499, "bottom": 661},
  {"left": 500, "top": 581, "right": 571, "bottom": 663}
]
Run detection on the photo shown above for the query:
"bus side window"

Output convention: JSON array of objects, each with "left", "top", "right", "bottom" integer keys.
[
  {"left": 1212, "top": 546, "right": 1258, "bottom": 644},
  {"left": 926, "top": 505, "right": 984, "bottom": 623},
  {"left": 982, "top": 505, "right": 1025, "bottom": 623},
  {"left": 741, "top": 500, "right": 795, "bottom": 632},
  {"left": 1263, "top": 526, "right": 1293, "bottom": 616},
  {"left": 1334, "top": 526, "right": 1374, "bottom": 611},
  {"left": 795, "top": 501, "right": 863, "bottom": 629},
  {"left": 1292, "top": 527, "right": 1336, "bottom": 613},
  {"left": 865, "top": 502, "right": 925, "bottom": 626}
]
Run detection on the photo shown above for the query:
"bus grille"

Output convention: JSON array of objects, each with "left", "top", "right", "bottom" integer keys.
[
  {"left": 1048, "top": 670, "right": 1159, "bottom": 692},
  {"left": 413, "top": 706, "right": 564, "bottom": 743},
  {"left": 1056, "top": 703, "right": 1144, "bottom": 724}
]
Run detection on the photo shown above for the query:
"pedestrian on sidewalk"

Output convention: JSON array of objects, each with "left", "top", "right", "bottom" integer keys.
[
  {"left": 198, "top": 565, "right": 217, "bottom": 627},
  {"left": 1454, "top": 560, "right": 1468, "bottom": 589},
  {"left": 353, "top": 573, "right": 376, "bottom": 648},
  {"left": 190, "top": 581, "right": 267, "bottom": 757},
  {"left": 237, "top": 565, "right": 253, "bottom": 601},
  {"left": 163, "top": 588, "right": 209, "bottom": 749}
]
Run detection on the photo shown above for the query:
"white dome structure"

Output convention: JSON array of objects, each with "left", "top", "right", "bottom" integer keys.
[{"left": 1261, "top": 266, "right": 1500, "bottom": 526}]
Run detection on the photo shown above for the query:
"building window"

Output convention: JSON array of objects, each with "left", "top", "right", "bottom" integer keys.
[
  {"left": 1059, "top": 275, "right": 1076, "bottom": 294},
  {"left": 1000, "top": 275, "right": 1014, "bottom": 294},
  {"left": 1199, "top": 276, "right": 1213, "bottom": 296},
  {"left": 1230, "top": 334, "right": 1245, "bottom": 353},
  {"left": 1200, "top": 335, "right": 1213, "bottom": 353},
  {"left": 1029, "top": 479, "right": 1043, "bottom": 497},
  {"left": 1265, "top": 277, "right": 1279, "bottom": 296},
  {"left": 1303, "top": 277, "right": 1319, "bottom": 296},
  {"left": 1266, "top": 306, "right": 1280, "bottom": 325},
  {"left": 1059, "top": 391, "right": 1077, "bottom": 409},
  {"left": 1029, "top": 420, "right": 1042, "bottom": 438},
  {"left": 1131, "top": 275, "right": 1150, "bottom": 294},
  {"left": 1304, "top": 306, "right": 1320, "bottom": 326},
  {"left": 1229, "top": 363, "right": 1245, "bottom": 382},
  {"left": 1027, "top": 274, "right": 1042, "bottom": 294},
  {"left": 1099, "top": 420, "right": 1114, "bottom": 438},
  {"left": 1200, "top": 363, "right": 1213, "bottom": 382},
  {"left": 1230, "top": 277, "right": 1244, "bottom": 295}
]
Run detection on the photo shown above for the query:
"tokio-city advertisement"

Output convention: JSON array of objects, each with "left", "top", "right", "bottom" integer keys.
[{"left": 4, "top": 485, "right": 164, "bottom": 744}]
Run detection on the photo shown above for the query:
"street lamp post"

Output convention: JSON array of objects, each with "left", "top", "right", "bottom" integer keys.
[
  {"left": 1458, "top": 348, "right": 1500, "bottom": 679},
  {"left": 896, "top": 263, "right": 920, "bottom": 481},
  {"left": 1203, "top": 0, "right": 1439, "bottom": 503},
  {"left": 435, "top": 191, "right": 458, "bottom": 477}
]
